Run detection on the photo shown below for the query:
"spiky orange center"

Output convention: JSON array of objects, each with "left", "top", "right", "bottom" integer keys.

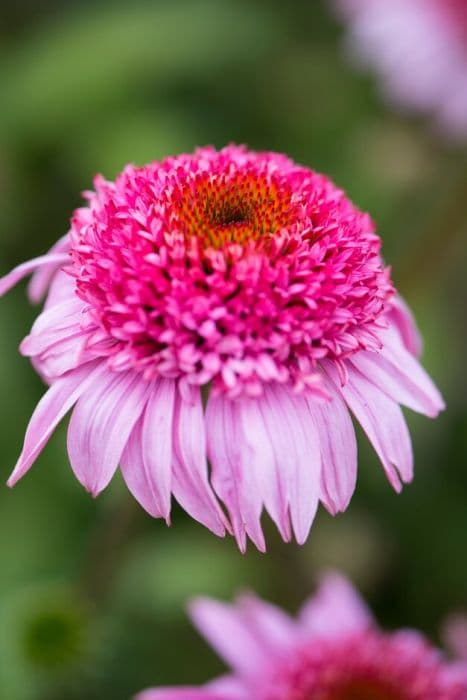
[{"left": 172, "top": 170, "right": 295, "bottom": 248}]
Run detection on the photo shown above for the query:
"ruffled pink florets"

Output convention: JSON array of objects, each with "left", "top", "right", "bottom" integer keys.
[
  {"left": 70, "top": 145, "right": 393, "bottom": 396},
  {"left": 266, "top": 631, "right": 465, "bottom": 700}
]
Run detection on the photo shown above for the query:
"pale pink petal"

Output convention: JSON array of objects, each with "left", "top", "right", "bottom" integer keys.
[
  {"left": 136, "top": 689, "right": 227, "bottom": 700},
  {"left": 300, "top": 571, "right": 374, "bottom": 638},
  {"left": 237, "top": 396, "right": 291, "bottom": 542},
  {"left": 260, "top": 386, "right": 321, "bottom": 545},
  {"left": 171, "top": 387, "right": 227, "bottom": 538},
  {"left": 44, "top": 269, "right": 77, "bottom": 309},
  {"left": 0, "top": 254, "right": 70, "bottom": 298},
  {"left": 323, "top": 361, "right": 413, "bottom": 490},
  {"left": 206, "top": 393, "right": 266, "bottom": 552},
  {"left": 6, "top": 360, "right": 103, "bottom": 487},
  {"left": 67, "top": 369, "right": 151, "bottom": 496},
  {"left": 206, "top": 675, "right": 250, "bottom": 699},
  {"left": 386, "top": 296, "right": 423, "bottom": 357},
  {"left": 27, "top": 234, "right": 71, "bottom": 303},
  {"left": 31, "top": 333, "right": 93, "bottom": 380},
  {"left": 189, "top": 598, "right": 272, "bottom": 677},
  {"left": 350, "top": 346, "right": 444, "bottom": 418},
  {"left": 306, "top": 378, "right": 357, "bottom": 515},
  {"left": 20, "top": 299, "right": 84, "bottom": 357},
  {"left": 377, "top": 325, "right": 444, "bottom": 415},
  {"left": 235, "top": 593, "right": 298, "bottom": 654},
  {"left": 121, "top": 378, "right": 175, "bottom": 521}
]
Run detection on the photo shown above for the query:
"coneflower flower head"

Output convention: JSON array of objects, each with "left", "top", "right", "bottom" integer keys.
[
  {"left": 0, "top": 146, "right": 444, "bottom": 551},
  {"left": 136, "top": 573, "right": 467, "bottom": 700},
  {"left": 69, "top": 147, "right": 393, "bottom": 395}
]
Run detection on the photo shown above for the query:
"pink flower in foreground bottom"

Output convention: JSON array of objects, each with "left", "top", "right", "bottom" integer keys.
[
  {"left": 334, "top": 0, "right": 467, "bottom": 139},
  {"left": 136, "top": 574, "right": 467, "bottom": 700},
  {"left": 0, "top": 145, "right": 444, "bottom": 550}
]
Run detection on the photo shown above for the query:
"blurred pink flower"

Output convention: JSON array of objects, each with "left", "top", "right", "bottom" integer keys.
[
  {"left": 136, "top": 573, "right": 467, "bottom": 700},
  {"left": 334, "top": 0, "right": 467, "bottom": 139},
  {"left": 0, "top": 145, "right": 444, "bottom": 550}
]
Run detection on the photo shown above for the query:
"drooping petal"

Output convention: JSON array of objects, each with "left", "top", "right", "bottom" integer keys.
[
  {"left": 67, "top": 369, "right": 150, "bottom": 496},
  {"left": 171, "top": 386, "right": 227, "bottom": 538},
  {"left": 0, "top": 254, "right": 70, "bottom": 298},
  {"left": 27, "top": 234, "right": 71, "bottom": 303},
  {"left": 121, "top": 378, "right": 175, "bottom": 521},
  {"left": 378, "top": 325, "right": 444, "bottom": 415},
  {"left": 206, "top": 393, "right": 266, "bottom": 552},
  {"left": 260, "top": 385, "right": 321, "bottom": 545},
  {"left": 237, "top": 395, "right": 292, "bottom": 542},
  {"left": 306, "top": 378, "right": 357, "bottom": 515},
  {"left": 351, "top": 345, "right": 444, "bottom": 418},
  {"left": 323, "top": 361, "right": 413, "bottom": 490},
  {"left": 6, "top": 360, "right": 103, "bottom": 487},
  {"left": 189, "top": 598, "right": 272, "bottom": 677},
  {"left": 299, "top": 571, "right": 374, "bottom": 639},
  {"left": 207, "top": 385, "right": 320, "bottom": 550}
]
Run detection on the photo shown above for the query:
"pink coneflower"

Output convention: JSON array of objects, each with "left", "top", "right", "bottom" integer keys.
[
  {"left": 334, "top": 0, "right": 467, "bottom": 139},
  {"left": 0, "top": 145, "right": 444, "bottom": 550},
  {"left": 136, "top": 573, "right": 467, "bottom": 700}
]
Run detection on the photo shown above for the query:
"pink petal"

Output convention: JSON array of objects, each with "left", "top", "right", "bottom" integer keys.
[
  {"left": 27, "top": 234, "right": 71, "bottom": 303},
  {"left": 386, "top": 295, "right": 423, "bottom": 357},
  {"left": 350, "top": 345, "right": 444, "bottom": 418},
  {"left": 324, "top": 361, "right": 413, "bottom": 490},
  {"left": 205, "top": 393, "right": 266, "bottom": 552},
  {"left": 300, "top": 571, "right": 374, "bottom": 638},
  {"left": 20, "top": 299, "right": 84, "bottom": 357},
  {"left": 67, "top": 369, "right": 150, "bottom": 496},
  {"left": 31, "top": 332, "right": 92, "bottom": 380},
  {"left": 121, "top": 378, "right": 175, "bottom": 521},
  {"left": 306, "top": 378, "right": 357, "bottom": 515},
  {"left": 171, "top": 386, "right": 227, "bottom": 538},
  {"left": 44, "top": 270, "right": 77, "bottom": 310},
  {"left": 260, "top": 385, "right": 321, "bottom": 545},
  {"left": 189, "top": 598, "right": 272, "bottom": 677},
  {"left": 0, "top": 254, "right": 70, "bottom": 298},
  {"left": 379, "top": 325, "right": 444, "bottom": 415},
  {"left": 136, "top": 690, "right": 227, "bottom": 700},
  {"left": 6, "top": 360, "right": 103, "bottom": 487},
  {"left": 234, "top": 593, "right": 298, "bottom": 654},
  {"left": 207, "top": 676, "right": 249, "bottom": 700},
  {"left": 239, "top": 398, "right": 292, "bottom": 542}
]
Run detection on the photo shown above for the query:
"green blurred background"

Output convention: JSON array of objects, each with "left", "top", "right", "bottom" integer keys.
[{"left": 0, "top": 1, "right": 466, "bottom": 698}]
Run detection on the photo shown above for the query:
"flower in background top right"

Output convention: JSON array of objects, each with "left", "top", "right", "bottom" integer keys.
[{"left": 334, "top": 0, "right": 467, "bottom": 140}]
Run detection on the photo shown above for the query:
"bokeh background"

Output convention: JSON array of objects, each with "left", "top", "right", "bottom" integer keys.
[{"left": 0, "top": 1, "right": 466, "bottom": 698}]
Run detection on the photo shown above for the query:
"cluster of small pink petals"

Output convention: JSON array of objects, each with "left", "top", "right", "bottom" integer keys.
[
  {"left": 69, "top": 145, "right": 393, "bottom": 396},
  {"left": 264, "top": 630, "right": 466, "bottom": 700},
  {"left": 334, "top": 0, "right": 467, "bottom": 139},
  {"left": 137, "top": 574, "right": 467, "bottom": 700}
]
